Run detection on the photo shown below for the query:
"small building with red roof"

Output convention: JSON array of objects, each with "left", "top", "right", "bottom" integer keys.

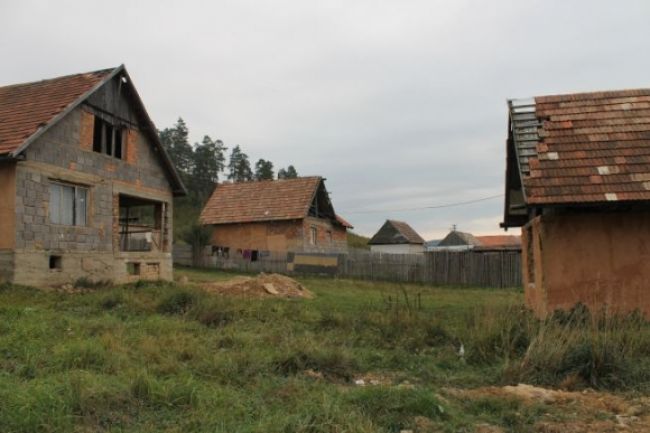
[
  {"left": 502, "top": 88, "right": 650, "bottom": 318},
  {"left": 200, "top": 177, "right": 352, "bottom": 258}
]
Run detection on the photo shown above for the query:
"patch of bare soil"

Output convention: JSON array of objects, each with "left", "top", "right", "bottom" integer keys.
[
  {"left": 201, "top": 273, "right": 314, "bottom": 299},
  {"left": 445, "top": 384, "right": 650, "bottom": 433}
]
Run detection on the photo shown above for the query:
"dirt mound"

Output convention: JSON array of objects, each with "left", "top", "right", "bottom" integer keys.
[
  {"left": 444, "top": 384, "right": 650, "bottom": 433},
  {"left": 202, "top": 273, "right": 314, "bottom": 299}
]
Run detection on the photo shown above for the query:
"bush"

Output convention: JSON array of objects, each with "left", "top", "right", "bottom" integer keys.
[
  {"left": 187, "top": 298, "right": 236, "bottom": 327},
  {"left": 506, "top": 310, "right": 650, "bottom": 389},
  {"left": 156, "top": 290, "right": 198, "bottom": 315},
  {"left": 99, "top": 292, "right": 124, "bottom": 310},
  {"left": 74, "top": 277, "right": 113, "bottom": 289},
  {"left": 462, "top": 305, "right": 535, "bottom": 365},
  {"left": 275, "top": 348, "right": 357, "bottom": 382}
]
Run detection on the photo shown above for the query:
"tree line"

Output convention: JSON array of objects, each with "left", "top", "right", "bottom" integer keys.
[{"left": 158, "top": 118, "right": 299, "bottom": 241}]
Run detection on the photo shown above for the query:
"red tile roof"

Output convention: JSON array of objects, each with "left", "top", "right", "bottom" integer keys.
[
  {"left": 475, "top": 235, "right": 521, "bottom": 248},
  {"left": 0, "top": 68, "right": 114, "bottom": 155},
  {"left": 200, "top": 177, "right": 349, "bottom": 226},
  {"left": 511, "top": 88, "right": 650, "bottom": 205},
  {"left": 335, "top": 214, "right": 354, "bottom": 229}
]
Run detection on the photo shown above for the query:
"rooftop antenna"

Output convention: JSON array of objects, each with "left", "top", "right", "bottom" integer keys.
[{"left": 452, "top": 224, "right": 457, "bottom": 232}]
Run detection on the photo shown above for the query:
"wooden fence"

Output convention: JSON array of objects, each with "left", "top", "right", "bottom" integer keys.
[{"left": 173, "top": 245, "right": 522, "bottom": 288}]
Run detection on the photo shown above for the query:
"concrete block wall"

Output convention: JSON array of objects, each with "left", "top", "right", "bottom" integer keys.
[{"left": 8, "top": 103, "right": 176, "bottom": 287}]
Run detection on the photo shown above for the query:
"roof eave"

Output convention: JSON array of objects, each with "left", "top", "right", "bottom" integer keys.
[
  {"left": 8, "top": 66, "right": 124, "bottom": 159},
  {"left": 119, "top": 68, "right": 187, "bottom": 197}
]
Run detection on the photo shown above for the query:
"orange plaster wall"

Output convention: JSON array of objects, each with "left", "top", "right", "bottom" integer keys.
[
  {"left": 210, "top": 220, "right": 303, "bottom": 252},
  {"left": 0, "top": 163, "right": 16, "bottom": 249},
  {"left": 527, "top": 212, "right": 650, "bottom": 318}
]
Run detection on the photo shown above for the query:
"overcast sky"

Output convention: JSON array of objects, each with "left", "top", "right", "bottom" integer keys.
[{"left": 2, "top": 0, "right": 649, "bottom": 239}]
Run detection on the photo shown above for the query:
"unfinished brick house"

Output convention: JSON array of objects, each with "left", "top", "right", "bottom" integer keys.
[
  {"left": 199, "top": 177, "right": 352, "bottom": 258},
  {"left": 0, "top": 66, "right": 186, "bottom": 286},
  {"left": 502, "top": 88, "right": 650, "bottom": 318}
]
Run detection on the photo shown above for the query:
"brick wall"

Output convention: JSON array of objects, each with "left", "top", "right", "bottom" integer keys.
[
  {"left": 10, "top": 101, "right": 175, "bottom": 286},
  {"left": 210, "top": 217, "right": 348, "bottom": 254}
]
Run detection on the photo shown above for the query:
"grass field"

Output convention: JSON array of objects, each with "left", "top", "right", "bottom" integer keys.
[{"left": 1, "top": 267, "right": 649, "bottom": 432}]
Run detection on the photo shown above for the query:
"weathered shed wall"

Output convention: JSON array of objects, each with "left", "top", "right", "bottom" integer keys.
[{"left": 523, "top": 212, "right": 650, "bottom": 318}]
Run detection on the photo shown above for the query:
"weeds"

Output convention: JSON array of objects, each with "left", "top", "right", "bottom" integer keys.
[
  {"left": 74, "top": 277, "right": 113, "bottom": 290},
  {"left": 1, "top": 270, "right": 649, "bottom": 433},
  {"left": 156, "top": 289, "right": 198, "bottom": 314}
]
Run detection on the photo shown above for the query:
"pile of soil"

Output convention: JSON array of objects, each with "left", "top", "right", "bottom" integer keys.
[{"left": 202, "top": 273, "right": 314, "bottom": 299}]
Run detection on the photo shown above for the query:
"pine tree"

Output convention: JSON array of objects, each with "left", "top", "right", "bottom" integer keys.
[
  {"left": 277, "top": 165, "right": 298, "bottom": 179},
  {"left": 159, "top": 118, "right": 194, "bottom": 177},
  {"left": 254, "top": 159, "right": 275, "bottom": 180},
  {"left": 193, "top": 135, "right": 227, "bottom": 201},
  {"left": 227, "top": 145, "right": 252, "bottom": 182}
]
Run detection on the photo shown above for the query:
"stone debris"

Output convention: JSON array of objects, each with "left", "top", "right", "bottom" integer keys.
[
  {"left": 202, "top": 273, "right": 314, "bottom": 299},
  {"left": 444, "top": 384, "right": 650, "bottom": 433},
  {"left": 263, "top": 283, "right": 279, "bottom": 295}
]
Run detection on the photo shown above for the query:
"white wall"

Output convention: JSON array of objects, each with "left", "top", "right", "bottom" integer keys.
[{"left": 370, "top": 244, "right": 425, "bottom": 255}]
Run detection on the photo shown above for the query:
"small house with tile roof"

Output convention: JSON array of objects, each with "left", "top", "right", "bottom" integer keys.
[
  {"left": 502, "top": 88, "right": 650, "bottom": 318},
  {"left": 199, "top": 177, "right": 352, "bottom": 257},
  {"left": 0, "top": 66, "right": 186, "bottom": 286},
  {"left": 432, "top": 230, "right": 521, "bottom": 252},
  {"left": 368, "top": 220, "right": 425, "bottom": 254}
]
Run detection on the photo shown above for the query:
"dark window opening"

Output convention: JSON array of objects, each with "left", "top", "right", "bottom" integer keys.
[
  {"left": 92, "top": 116, "right": 124, "bottom": 159},
  {"left": 251, "top": 250, "right": 259, "bottom": 262},
  {"left": 119, "top": 195, "right": 167, "bottom": 252},
  {"left": 127, "top": 262, "right": 141, "bottom": 275},
  {"left": 49, "top": 255, "right": 62, "bottom": 270}
]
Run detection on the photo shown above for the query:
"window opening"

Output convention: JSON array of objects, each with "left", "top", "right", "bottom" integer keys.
[
  {"left": 49, "top": 255, "right": 62, "bottom": 270},
  {"left": 93, "top": 116, "right": 124, "bottom": 159},
  {"left": 49, "top": 182, "right": 87, "bottom": 226},
  {"left": 119, "top": 195, "right": 166, "bottom": 252},
  {"left": 127, "top": 262, "right": 141, "bottom": 275}
]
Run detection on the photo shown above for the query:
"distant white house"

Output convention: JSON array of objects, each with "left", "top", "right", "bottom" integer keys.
[{"left": 368, "top": 220, "right": 425, "bottom": 254}]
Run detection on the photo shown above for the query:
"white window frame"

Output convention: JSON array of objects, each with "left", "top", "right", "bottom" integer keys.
[{"left": 49, "top": 181, "right": 88, "bottom": 226}]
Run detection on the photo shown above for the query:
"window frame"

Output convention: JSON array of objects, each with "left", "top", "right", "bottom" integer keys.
[
  {"left": 93, "top": 116, "right": 125, "bottom": 160},
  {"left": 309, "top": 226, "right": 318, "bottom": 245},
  {"left": 49, "top": 181, "right": 89, "bottom": 227}
]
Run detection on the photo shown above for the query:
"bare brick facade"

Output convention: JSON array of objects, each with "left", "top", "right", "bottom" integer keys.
[{"left": 0, "top": 66, "right": 185, "bottom": 286}]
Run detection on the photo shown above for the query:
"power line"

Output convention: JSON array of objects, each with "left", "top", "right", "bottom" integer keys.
[{"left": 344, "top": 193, "right": 503, "bottom": 215}]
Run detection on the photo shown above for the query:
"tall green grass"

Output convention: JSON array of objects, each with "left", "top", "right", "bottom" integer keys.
[{"left": 0, "top": 271, "right": 648, "bottom": 433}]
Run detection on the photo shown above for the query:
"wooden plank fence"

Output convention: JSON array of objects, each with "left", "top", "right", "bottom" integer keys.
[{"left": 173, "top": 245, "right": 522, "bottom": 288}]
